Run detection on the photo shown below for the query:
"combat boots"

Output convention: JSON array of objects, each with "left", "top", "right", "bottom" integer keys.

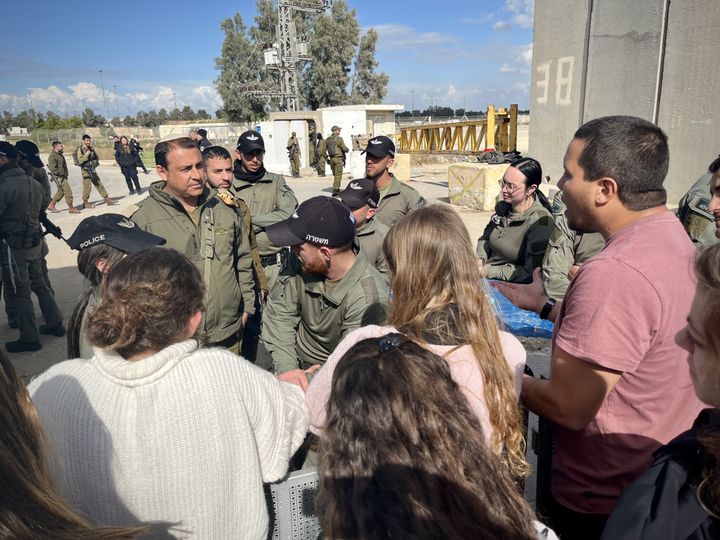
[{"left": 47, "top": 201, "right": 58, "bottom": 213}]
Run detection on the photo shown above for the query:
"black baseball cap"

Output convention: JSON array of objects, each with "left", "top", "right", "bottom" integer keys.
[
  {"left": 236, "top": 130, "right": 265, "bottom": 153},
  {"left": 266, "top": 196, "right": 356, "bottom": 248},
  {"left": 362, "top": 135, "right": 395, "bottom": 158},
  {"left": 0, "top": 141, "right": 17, "bottom": 160},
  {"left": 15, "top": 140, "right": 44, "bottom": 168},
  {"left": 336, "top": 178, "right": 380, "bottom": 210},
  {"left": 67, "top": 214, "right": 166, "bottom": 253},
  {"left": 197, "top": 128, "right": 208, "bottom": 138}
]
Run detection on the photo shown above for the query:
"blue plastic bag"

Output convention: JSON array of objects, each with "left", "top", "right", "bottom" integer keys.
[{"left": 486, "top": 282, "right": 554, "bottom": 339}]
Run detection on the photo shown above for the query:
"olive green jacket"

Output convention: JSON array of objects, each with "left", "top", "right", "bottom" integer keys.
[
  {"left": 263, "top": 253, "right": 388, "bottom": 374},
  {"left": 0, "top": 163, "right": 43, "bottom": 252},
  {"left": 230, "top": 169, "right": 298, "bottom": 256},
  {"left": 75, "top": 145, "right": 99, "bottom": 169},
  {"left": 317, "top": 139, "right": 327, "bottom": 162},
  {"left": 677, "top": 172, "right": 718, "bottom": 246},
  {"left": 48, "top": 150, "right": 68, "bottom": 179},
  {"left": 356, "top": 219, "right": 390, "bottom": 281},
  {"left": 542, "top": 193, "right": 604, "bottom": 299},
  {"left": 326, "top": 135, "right": 349, "bottom": 158},
  {"left": 375, "top": 174, "right": 427, "bottom": 228},
  {"left": 477, "top": 198, "right": 555, "bottom": 283},
  {"left": 130, "top": 181, "right": 256, "bottom": 343},
  {"left": 24, "top": 165, "right": 51, "bottom": 203},
  {"left": 286, "top": 137, "right": 300, "bottom": 157}
]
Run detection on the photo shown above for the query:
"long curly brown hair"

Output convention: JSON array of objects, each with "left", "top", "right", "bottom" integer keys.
[
  {"left": 382, "top": 204, "right": 528, "bottom": 478},
  {"left": 695, "top": 243, "right": 720, "bottom": 515},
  {"left": 0, "top": 350, "right": 144, "bottom": 539},
  {"left": 317, "top": 334, "right": 537, "bottom": 539}
]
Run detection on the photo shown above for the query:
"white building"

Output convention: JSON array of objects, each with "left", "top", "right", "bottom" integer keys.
[{"left": 258, "top": 104, "right": 403, "bottom": 177}]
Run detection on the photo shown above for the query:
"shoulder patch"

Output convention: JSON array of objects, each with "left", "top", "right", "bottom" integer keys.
[{"left": 216, "top": 189, "right": 237, "bottom": 207}]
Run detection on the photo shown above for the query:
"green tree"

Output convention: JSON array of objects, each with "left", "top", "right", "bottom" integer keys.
[
  {"left": 169, "top": 108, "right": 182, "bottom": 121},
  {"left": 82, "top": 107, "right": 105, "bottom": 127},
  {"left": 180, "top": 105, "right": 195, "bottom": 121},
  {"left": 215, "top": 13, "right": 267, "bottom": 122},
  {"left": 350, "top": 29, "right": 388, "bottom": 104},
  {"left": 157, "top": 109, "right": 169, "bottom": 123},
  {"left": 196, "top": 109, "right": 211, "bottom": 120},
  {"left": 123, "top": 115, "right": 137, "bottom": 126},
  {"left": 303, "top": 0, "right": 359, "bottom": 109}
]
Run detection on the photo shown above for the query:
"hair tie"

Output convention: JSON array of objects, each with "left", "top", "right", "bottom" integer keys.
[{"left": 378, "top": 335, "right": 401, "bottom": 353}]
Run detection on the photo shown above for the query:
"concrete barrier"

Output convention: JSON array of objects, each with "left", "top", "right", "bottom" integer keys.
[{"left": 448, "top": 163, "right": 507, "bottom": 211}]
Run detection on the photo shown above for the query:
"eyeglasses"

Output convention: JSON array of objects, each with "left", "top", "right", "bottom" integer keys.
[{"left": 498, "top": 179, "right": 521, "bottom": 193}]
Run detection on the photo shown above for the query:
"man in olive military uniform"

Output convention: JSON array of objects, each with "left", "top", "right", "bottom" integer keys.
[
  {"left": 336, "top": 178, "right": 390, "bottom": 281},
  {"left": 287, "top": 131, "right": 301, "bottom": 178},
  {"left": 541, "top": 190, "right": 604, "bottom": 300},
  {"left": 326, "top": 126, "right": 349, "bottom": 196},
  {"left": 74, "top": 134, "right": 115, "bottom": 208},
  {"left": 130, "top": 137, "right": 256, "bottom": 354},
  {"left": 706, "top": 156, "right": 720, "bottom": 240},
  {"left": 202, "top": 145, "right": 268, "bottom": 298},
  {"left": 0, "top": 142, "right": 60, "bottom": 352},
  {"left": 308, "top": 130, "right": 317, "bottom": 170},
  {"left": 677, "top": 156, "right": 720, "bottom": 247},
  {"left": 263, "top": 196, "right": 388, "bottom": 383},
  {"left": 230, "top": 130, "right": 298, "bottom": 361},
  {"left": 14, "top": 141, "right": 65, "bottom": 330},
  {"left": 47, "top": 141, "right": 78, "bottom": 213},
  {"left": 362, "top": 135, "right": 425, "bottom": 228},
  {"left": 315, "top": 133, "right": 327, "bottom": 177}
]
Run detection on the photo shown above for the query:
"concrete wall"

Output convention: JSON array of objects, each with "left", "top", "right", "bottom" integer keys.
[{"left": 529, "top": 0, "right": 720, "bottom": 203}]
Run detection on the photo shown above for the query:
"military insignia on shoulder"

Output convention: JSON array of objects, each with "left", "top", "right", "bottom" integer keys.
[{"left": 217, "top": 189, "right": 237, "bottom": 207}]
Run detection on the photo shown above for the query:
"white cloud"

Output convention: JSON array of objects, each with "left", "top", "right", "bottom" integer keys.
[
  {"left": 493, "top": 21, "right": 511, "bottom": 31},
  {"left": 0, "top": 82, "right": 225, "bottom": 116},
  {"left": 499, "top": 63, "right": 516, "bottom": 73},
  {"left": 370, "top": 24, "right": 458, "bottom": 49},
  {"left": 504, "top": 0, "right": 535, "bottom": 29},
  {"left": 460, "top": 14, "right": 495, "bottom": 24},
  {"left": 518, "top": 43, "right": 533, "bottom": 65}
]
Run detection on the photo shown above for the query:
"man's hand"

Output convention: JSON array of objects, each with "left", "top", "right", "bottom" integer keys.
[
  {"left": 568, "top": 264, "right": 581, "bottom": 281},
  {"left": 278, "top": 369, "right": 310, "bottom": 390},
  {"left": 491, "top": 267, "right": 546, "bottom": 313},
  {"left": 241, "top": 312, "right": 250, "bottom": 327}
]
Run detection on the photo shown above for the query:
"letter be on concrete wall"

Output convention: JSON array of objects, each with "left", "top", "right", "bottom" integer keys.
[{"left": 530, "top": 0, "right": 720, "bottom": 203}]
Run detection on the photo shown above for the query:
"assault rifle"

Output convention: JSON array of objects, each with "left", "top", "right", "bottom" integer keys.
[{"left": 40, "top": 211, "right": 64, "bottom": 241}]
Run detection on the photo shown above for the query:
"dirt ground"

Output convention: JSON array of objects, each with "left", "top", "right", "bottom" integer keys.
[{"left": 6, "top": 157, "right": 516, "bottom": 381}]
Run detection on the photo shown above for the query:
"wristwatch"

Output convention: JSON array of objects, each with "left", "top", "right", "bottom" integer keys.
[{"left": 539, "top": 297, "right": 556, "bottom": 320}]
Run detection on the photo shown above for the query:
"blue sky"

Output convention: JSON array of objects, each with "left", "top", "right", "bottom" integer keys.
[{"left": 0, "top": 0, "right": 533, "bottom": 116}]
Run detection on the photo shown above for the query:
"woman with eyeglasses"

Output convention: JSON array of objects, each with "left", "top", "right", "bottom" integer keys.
[{"left": 476, "top": 157, "right": 555, "bottom": 283}]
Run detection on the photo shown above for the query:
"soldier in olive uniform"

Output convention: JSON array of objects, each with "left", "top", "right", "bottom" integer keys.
[
  {"left": 15, "top": 141, "right": 64, "bottom": 313},
  {"left": 0, "top": 142, "right": 60, "bottom": 352},
  {"left": 677, "top": 156, "right": 720, "bottom": 247},
  {"left": 326, "top": 126, "right": 349, "bottom": 196},
  {"left": 315, "top": 133, "right": 327, "bottom": 177},
  {"left": 541, "top": 190, "right": 604, "bottom": 300},
  {"left": 362, "top": 135, "right": 426, "bottom": 228},
  {"left": 287, "top": 132, "right": 301, "bottom": 178},
  {"left": 74, "top": 134, "right": 115, "bottom": 208},
  {"left": 336, "top": 178, "right": 390, "bottom": 281},
  {"left": 706, "top": 156, "right": 720, "bottom": 240},
  {"left": 130, "top": 137, "right": 256, "bottom": 354},
  {"left": 47, "top": 141, "right": 78, "bottom": 213},
  {"left": 263, "top": 196, "right": 388, "bottom": 383},
  {"left": 230, "top": 130, "right": 298, "bottom": 361},
  {"left": 202, "top": 145, "right": 268, "bottom": 298},
  {"left": 309, "top": 130, "right": 317, "bottom": 169}
]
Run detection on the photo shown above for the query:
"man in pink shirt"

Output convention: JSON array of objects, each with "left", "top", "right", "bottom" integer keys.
[{"left": 496, "top": 116, "right": 704, "bottom": 539}]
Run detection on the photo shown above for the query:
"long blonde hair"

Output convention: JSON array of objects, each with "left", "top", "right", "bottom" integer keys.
[
  {"left": 383, "top": 204, "right": 529, "bottom": 478},
  {"left": 0, "top": 351, "right": 144, "bottom": 539}
]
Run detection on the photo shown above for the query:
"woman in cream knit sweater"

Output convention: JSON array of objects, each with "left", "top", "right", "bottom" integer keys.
[{"left": 29, "top": 248, "right": 308, "bottom": 539}]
